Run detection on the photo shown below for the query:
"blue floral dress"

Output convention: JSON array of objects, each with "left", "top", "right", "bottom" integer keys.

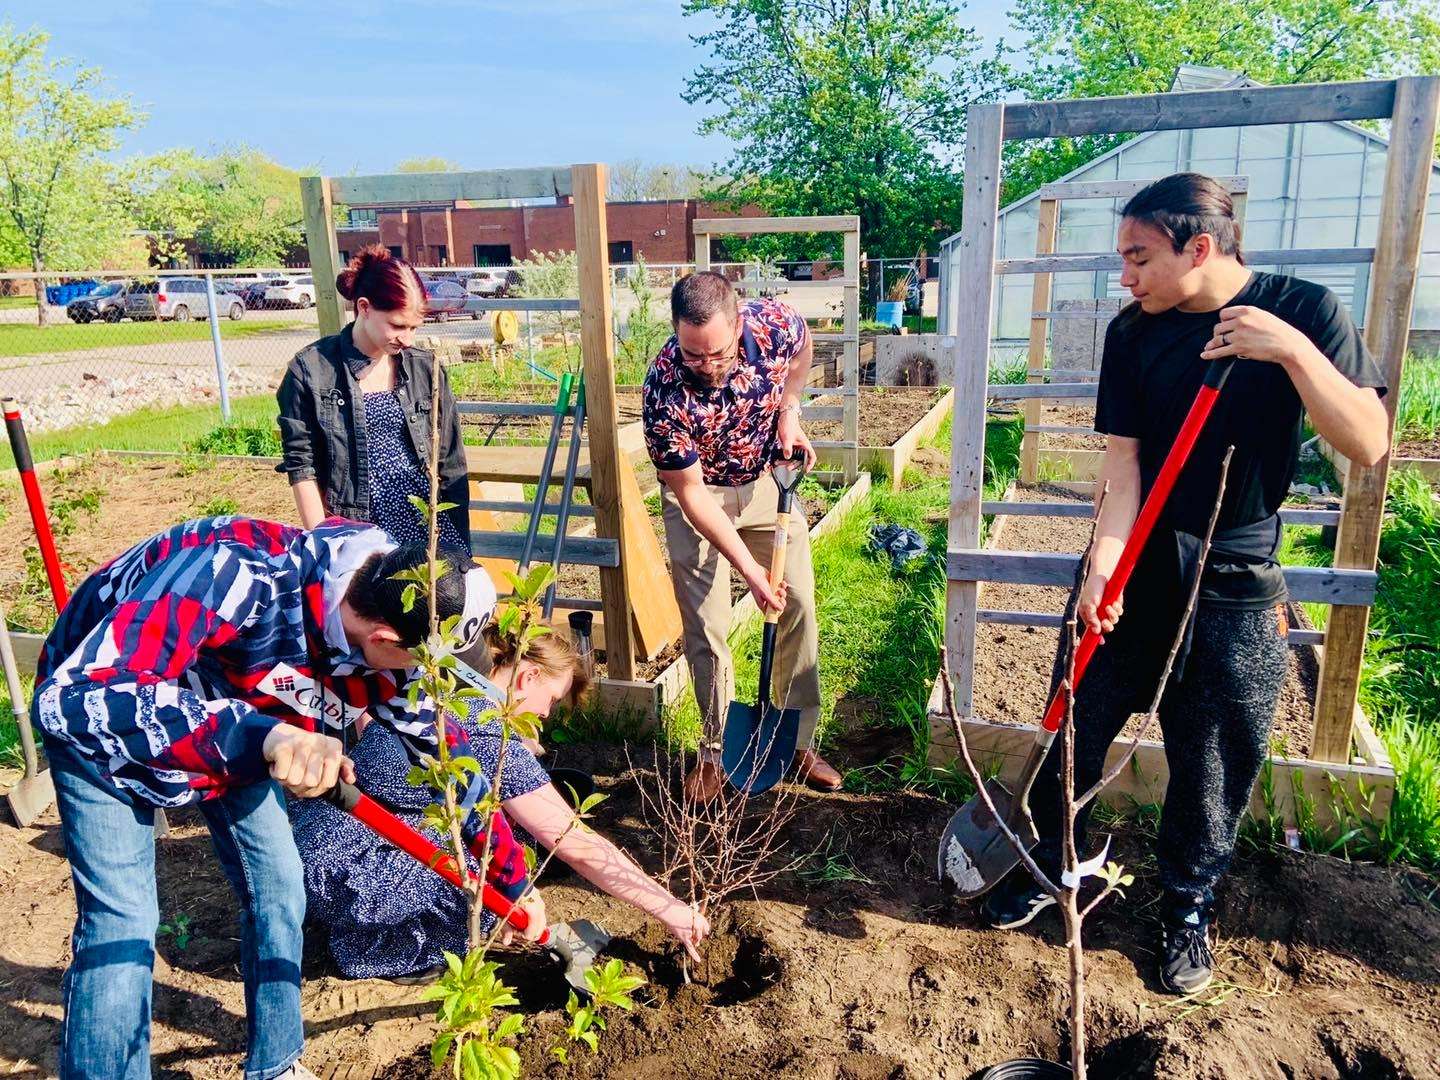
[
  {"left": 364, "top": 390, "right": 466, "bottom": 550},
  {"left": 288, "top": 698, "right": 550, "bottom": 980}
]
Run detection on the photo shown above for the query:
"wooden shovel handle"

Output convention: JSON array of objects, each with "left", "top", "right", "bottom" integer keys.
[{"left": 765, "top": 515, "right": 790, "bottom": 626}]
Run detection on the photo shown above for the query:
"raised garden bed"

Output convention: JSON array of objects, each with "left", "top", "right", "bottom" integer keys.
[
  {"left": 806, "top": 386, "right": 953, "bottom": 489},
  {"left": 926, "top": 482, "right": 1394, "bottom": 828}
]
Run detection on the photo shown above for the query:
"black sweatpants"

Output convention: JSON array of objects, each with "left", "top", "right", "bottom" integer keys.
[{"left": 1029, "top": 603, "right": 1289, "bottom": 900}]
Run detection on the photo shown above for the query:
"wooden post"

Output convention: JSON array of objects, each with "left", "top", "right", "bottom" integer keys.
[
  {"left": 843, "top": 227, "right": 861, "bottom": 482},
  {"left": 572, "top": 163, "right": 637, "bottom": 679},
  {"left": 1313, "top": 75, "right": 1440, "bottom": 762},
  {"left": 300, "top": 176, "right": 345, "bottom": 338},
  {"left": 1020, "top": 198, "right": 1059, "bottom": 485},
  {"left": 694, "top": 230, "right": 711, "bottom": 272},
  {"left": 946, "top": 103, "right": 1005, "bottom": 718}
]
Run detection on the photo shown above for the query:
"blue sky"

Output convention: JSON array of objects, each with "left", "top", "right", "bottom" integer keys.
[{"left": 9, "top": 0, "right": 1017, "bottom": 175}]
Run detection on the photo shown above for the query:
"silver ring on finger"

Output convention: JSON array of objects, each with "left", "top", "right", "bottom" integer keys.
[{"left": 1221, "top": 332, "right": 1230, "bottom": 346}]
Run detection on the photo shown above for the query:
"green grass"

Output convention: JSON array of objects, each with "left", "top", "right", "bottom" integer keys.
[
  {"left": 0, "top": 318, "right": 295, "bottom": 358},
  {"left": 447, "top": 344, "right": 648, "bottom": 401},
  {"left": 903, "top": 315, "right": 937, "bottom": 334},
  {"left": 1396, "top": 354, "right": 1440, "bottom": 441},
  {"left": 0, "top": 295, "right": 36, "bottom": 310},
  {"left": 0, "top": 672, "right": 32, "bottom": 770},
  {"left": 0, "top": 394, "right": 278, "bottom": 469}
]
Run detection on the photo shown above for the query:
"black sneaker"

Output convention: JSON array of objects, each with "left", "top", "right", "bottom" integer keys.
[
  {"left": 1159, "top": 895, "right": 1216, "bottom": 995},
  {"left": 981, "top": 872, "right": 1056, "bottom": 930}
]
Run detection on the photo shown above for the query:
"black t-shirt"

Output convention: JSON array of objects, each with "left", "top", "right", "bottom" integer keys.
[{"left": 1095, "top": 271, "right": 1386, "bottom": 612}]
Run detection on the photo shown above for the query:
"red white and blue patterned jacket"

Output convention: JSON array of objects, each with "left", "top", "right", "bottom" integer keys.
[
  {"left": 642, "top": 297, "right": 809, "bottom": 486},
  {"left": 32, "top": 516, "right": 530, "bottom": 895}
]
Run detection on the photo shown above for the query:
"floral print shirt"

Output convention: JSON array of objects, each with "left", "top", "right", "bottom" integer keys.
[{"left": 642, "top": 297, "right": 809, "bottom": 486}]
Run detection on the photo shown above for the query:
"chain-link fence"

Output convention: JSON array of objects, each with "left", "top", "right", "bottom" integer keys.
[{"left": 0, "top": 259, "right": 872, "bottom": 441}]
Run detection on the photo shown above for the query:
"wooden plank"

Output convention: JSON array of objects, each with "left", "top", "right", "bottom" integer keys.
[
  {"left": 1001, "top": 79, "right": 1397, "bottom": 141},
  {"left": 616, "top": 448, "right": 683, "bottom": 659},
  {"left": 979, "top": 499, "right": 1340, "bottom": 527},
  {"left": 471, "top": 531, "right": 619, "bottom": 567},
  {"left": 888, "top": 386, "right": 955, "bottom": 491},
  {"left": 471, "top": 500, "right": 596, "bottom": 518},
  {"left": 946, "top": 102, "right": 1004, "bottom": 720},
  {"left": 1021, "top": 198, "right": 1058, "bottom": 485},
  {"left": 692, "top": 214, "right": 859, "bottom": 235},
  {"left": 988, "top": 383, "right": 1098, "bottom": 400},
  {"left": 1394, "top": 456, "right": 1440, "bottom": 481},
  {"left": 456, "top": 402, "right": 557, "bottom": 417},
  {"left": 1037, "top": 176, "right": 1248, "bottom": 201},
  {"left": 998, "top": 247, "right": 1374, "bottom": 275},
  {"left": 10, "top": 631, "right": 43, "bottom": 677},
  {"left": 300, "top": 176, "right": 346, "bottom": 338},
  {"left": 1025, "top": 424, "right": 1097, "bottom": 435},
  {"left": 947, "top": 548, "right": 1378, "bottom": 604},
  {"left": 810, "top": 333, "right": 853, "bottom": 342},
  {"left": 572, "top": 163, "right": 636, "bottom": 678},
  {"left": 1027, "top": 369, "right": 1101, "bottom": 380},
  {"left": 805, "top": 385, "right": 855, "bottom": 397},
  {"left": 976, "top": 607, "right": 1324, "bottom": 647},
  {"left": 465, "top": 444, "right": 591, "bottom": 486},
  {"left": 1315, "top": 75, "right": 1440, "bottom": 764},
  {"left": 926, "top": 712, "right": 1393, "bottom": 830},
  {"left": 801, "top": 406, "right": 845, "bottom": 420},
  {"left": 693, "top": 230, "right": 710, "bottom": 273},
  {"left": 1038, "top": 447, "right": 1104, "bottom": 478},
  {"left": 843, "top": 227, "right": 861, "bottom": 483},
  {"left": 329, "top": 166, "right": 571, "bottom": 205},
  {"left": 1031, "top": 310, "right": 1115, "bottom": 320}
]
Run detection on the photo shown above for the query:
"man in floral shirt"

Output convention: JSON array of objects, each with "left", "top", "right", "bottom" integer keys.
[{"left": 642, "top": 271, "right": 841, "bottom": 800}]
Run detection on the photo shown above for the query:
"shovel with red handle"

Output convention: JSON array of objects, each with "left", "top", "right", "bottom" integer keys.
[
  {"left": 937, "top": 358, "right": 1236, "bottom": 897},
  {"left": 323, "top": 779, "right": 609, "bottom": 995}
]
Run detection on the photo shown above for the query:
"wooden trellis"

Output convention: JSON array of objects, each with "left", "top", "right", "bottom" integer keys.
[
  {"left": 941, "top": 77, "right": 1440, "bottom": 779},
  {"left": 692, "top": 214, "right": 862, "bottom": 482}
]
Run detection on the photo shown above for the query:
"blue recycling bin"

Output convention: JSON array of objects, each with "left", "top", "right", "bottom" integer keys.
[{"left": 876, "top": 300, "right": 904, "bottom": 329}]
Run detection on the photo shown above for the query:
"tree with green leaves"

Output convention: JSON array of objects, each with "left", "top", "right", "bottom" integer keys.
[
  {"left": 396, "top": 156, "right": 464, "bottom": 173},
  {"left": 0, "top": 24, "right": 142, "bottom": 323},
  {"left": 681, "top": 0, "right": 1005, "bottom": 259},
  {"left": 1001, "top": 0, "right": 1440, "bottom": 202},
  {"left": 131, "top": 148, "right": 309, "bottom": 267}
]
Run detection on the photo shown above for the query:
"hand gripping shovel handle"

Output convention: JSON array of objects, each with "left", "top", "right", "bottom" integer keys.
[
  {"left": 1037, "top": 358, "right": 1235, "bottom": 738},
  {"left": 324, "top": 780, "right": 549, "bottom": 946}
]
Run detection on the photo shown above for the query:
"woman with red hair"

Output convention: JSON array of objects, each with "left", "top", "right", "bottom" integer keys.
[{"left": 276, "top": 244, "right": 471, "bottom": 549}]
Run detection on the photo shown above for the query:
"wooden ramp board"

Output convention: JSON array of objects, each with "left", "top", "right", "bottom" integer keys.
[{"left": 465, "top": 444, "right": 593, "bottom": 487}]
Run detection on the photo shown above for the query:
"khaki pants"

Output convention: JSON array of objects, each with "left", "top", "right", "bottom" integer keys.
[{"left": 661, "top": 472, "right": 822, "bottom": 760}]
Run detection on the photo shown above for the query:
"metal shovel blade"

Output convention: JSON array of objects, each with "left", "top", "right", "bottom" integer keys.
[
  {"left": 545, "top": 918, "right": 610, "bottom": 998},
  {"left": 721, "top": 699, "right": 801, "bottom": 795},
  {"left": 936, "top": 778, "right": 1039, "bottom": 898}
]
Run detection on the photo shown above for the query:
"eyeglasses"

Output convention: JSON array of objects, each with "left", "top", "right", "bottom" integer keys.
[{"left": 677, "top": 329, "right": 741, "bottom": 371}]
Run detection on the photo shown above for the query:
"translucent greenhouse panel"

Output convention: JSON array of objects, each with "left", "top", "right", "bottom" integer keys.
[
  {"left": 1243, "top": 217, "right": 1285, "bottom": 249},
  {"left": 1057, "top": 201, "right": 1115, "bottom": 252},
  {"left": 1239, "top": 124, "right": 1294, "bottom": 161},
  {"left": 995, "top": 278, "right": 1035, "bottom": 340},
  {"left": 1115, "top": 131, "right": 1180, "bottom": 177},
  {"left": 1234, "top": 156, "right": 1288, "bottom": 200},
  {"left": 1188, "top": 127, "right": 1240, "bottom": 164},
  {"left": 1190, "top": 158, "right": 1241, "bottom": 184},
  {"left": 1299, "top": 121, "right": 1367, "bottom": 157},
  {"left": 1001, "top": 203, "right": 1039, "bottom": 259},
  {"left": 1052, "top": 272, "right": 1098, "bottom": 302},
  {"left": 1298, "top": 151, "right": 1364, "bottom": 203},
  {"left": 1410, "top": 275, "right": 1440, "bottom": 329},
  {"left": 1293, "top": 217, "right": 1359, "bottom": 247}
]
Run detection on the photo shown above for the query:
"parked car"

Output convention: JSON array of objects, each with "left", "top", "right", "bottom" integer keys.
[
  {"left": 66, "top": 281, "right": 129, "bottom": 323},
  {"left": 464, "top": 269, "right": 511, "bottom": 297},
  {"left": 264, "top": 276, "right": 315, "bottom": 308},
  {"left": 240, "top": 280, "right": 273, "bottom": 309},
  {"left": 124, "top": 278, "right": 247, "bottom": 322},
  {"left": 421, "top": 277, "right": 475, "bottom": 320}
]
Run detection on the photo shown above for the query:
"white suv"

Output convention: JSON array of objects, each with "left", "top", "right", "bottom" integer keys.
[
  {"left": 264, "top": 276, "right": 315, "bottom": 308},
  {"left": 465, "top": 269, "right": 511, "bottom": 297}
]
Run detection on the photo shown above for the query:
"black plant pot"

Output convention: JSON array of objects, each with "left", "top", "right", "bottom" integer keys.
[
  {"left": 978, "top": 1060, "right": 1072, "bottom": 1079},
  {"left": 547, "top": 767, "right": 596, "bottom": 809}
]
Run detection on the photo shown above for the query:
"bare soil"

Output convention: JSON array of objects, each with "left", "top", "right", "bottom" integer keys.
[
  {"left": 806, "top": 387, "right": 946, "bottom": 448},
  {"left": 1394, "top": 435, "right": 1440, "bottom": 459},
  {"left": 0, "top": 454, "right": 299, "bottom": 632},
  {"left": 3, "top": 741, "right": 1437, "bottom": 1078},
  {"left": 973, "top": 485, "right": 1319, "bottom": 757},
  {"left": 1037, "top": 405, "right": 1104, "bottom": 452}
]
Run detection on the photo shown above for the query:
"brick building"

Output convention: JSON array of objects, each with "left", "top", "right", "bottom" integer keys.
[{"left": 337, "top": 196, "right": 740, "bottom": 267}]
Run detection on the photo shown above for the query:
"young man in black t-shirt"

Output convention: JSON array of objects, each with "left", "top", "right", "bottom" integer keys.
[{"left": 982, "top": 173, "right": 1390, "bottom": 994}]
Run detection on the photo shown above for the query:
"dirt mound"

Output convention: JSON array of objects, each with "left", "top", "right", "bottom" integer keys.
[{"left": 3, "top": 743, "right": 1438, "bottom": 1079}]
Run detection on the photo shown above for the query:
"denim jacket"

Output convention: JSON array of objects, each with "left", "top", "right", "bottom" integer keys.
[{"left": 276, "top": 324, "right": 470, "bottom": 543}]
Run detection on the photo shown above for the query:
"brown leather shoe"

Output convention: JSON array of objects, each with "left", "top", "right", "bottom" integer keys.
[
  {"left": 795, "top": 749, "right": 843, "bottom": 791},
  {"left": 684, "top": 760, "right": 725, "bottom": 803}
]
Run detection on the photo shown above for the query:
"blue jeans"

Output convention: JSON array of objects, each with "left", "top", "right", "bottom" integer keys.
[{"left": 45, "top": 735, "right": 306, "bottom": 1080}]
